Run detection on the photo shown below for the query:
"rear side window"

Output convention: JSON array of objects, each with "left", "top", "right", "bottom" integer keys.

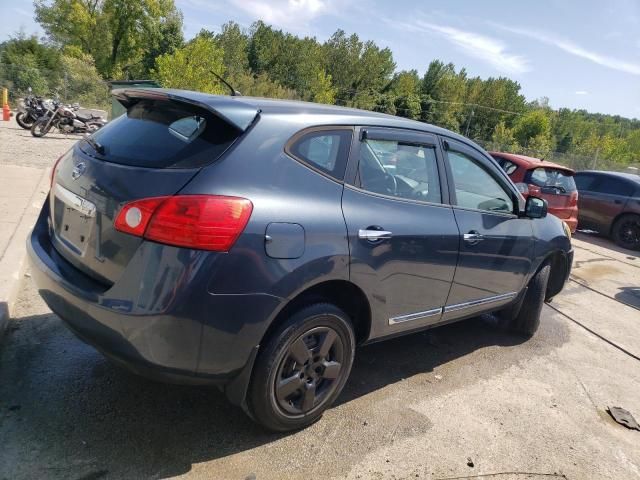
[
  {"left": 592, "top": 177, "right": 635, "bottom": 196},
  {"left": 81, "top": 99, "right": 240, "bottom": 168},
  {"left": 288, "top": 129, "right": 352, "bottom": 180},
  {"left": 574, "top": 173, "right": 596, "bottom": 191},
  {"left": 492, "top": 156, "right": 518, "bottom": 175},
  {"left": 526, "top": 168, "right": 576, "bottom": 193}
]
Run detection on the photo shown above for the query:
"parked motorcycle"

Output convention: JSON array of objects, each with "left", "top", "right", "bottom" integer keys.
[
  {"left": 31, "top": 102, "right": 106, "bottom": 137},
  {"left": 16, "top": 89, "right": 48, "bottom": 130}
]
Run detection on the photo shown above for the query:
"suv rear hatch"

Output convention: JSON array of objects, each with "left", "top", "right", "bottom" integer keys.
[
  {"left": 525, "top": 166, "right": 577, "bottom": 219},
  {"left": 49, "top": 89, "right": 259, "bottom": 285}
]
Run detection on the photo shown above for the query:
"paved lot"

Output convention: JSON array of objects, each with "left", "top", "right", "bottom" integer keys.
[{"left": 1, "top": 118, "right": 639, "bottom": 479}]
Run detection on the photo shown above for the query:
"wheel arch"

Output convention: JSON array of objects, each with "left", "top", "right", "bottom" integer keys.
[
  {"left": 609, "top": 211, "right": 638, "bottom": 235},
  {"left": 544, "top": 249, "right": 569, "bottom": 300},
  {"left": 262, "top": 279, "right": 372, "bottom": 347}
]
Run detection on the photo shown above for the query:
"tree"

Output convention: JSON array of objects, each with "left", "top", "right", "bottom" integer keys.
[
  {"left": 216, "top": 21, "right": 249, "bottom": 81},
  {"left": 512, "top": 110, "right": 552, "bottom": 147},
  {"left": 489, "top": 121, "right": 518, "bottom": 152},
  {"left": 323, "top": 30, "right": 395, "bottom": 107},
  {"left": 59, "top": 52, "right": 108, "bottom": 108},
  {"left": 0, "top": 33, "right": 62, "bottom": 96},
  {"left": 152, "top": 34, "right": 225, "bottom": 93},
  {"left": 34, "top": 0, "right": 183, "bottom": 77},
  {"left": 309, "top": 69, "right": 336, "bottom": 104}
]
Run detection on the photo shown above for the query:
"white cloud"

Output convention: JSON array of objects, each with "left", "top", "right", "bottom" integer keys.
[
  {"left": 575, "top": 90, "right": 588, "bottom": 95},
  {"left": 228, "top": 0, "right": 328, "bottom": 30},
  {"left": 493, "top": 23, "right": 640, "bottom": 76},
  {"left": 402, "top": 21, "right": 530, "bottom": 75}
]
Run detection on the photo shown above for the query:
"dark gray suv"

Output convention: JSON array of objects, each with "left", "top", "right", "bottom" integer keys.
[{"left": 28, "top": 89, "right": 573, "bottom": 431}]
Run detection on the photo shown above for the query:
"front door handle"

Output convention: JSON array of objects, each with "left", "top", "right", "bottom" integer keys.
[
  {"left": 463, "top": 231, "right": 484, "bottom": 244},
  {"left": 358, "top": 228, "right": 393, "bottom": 241}
]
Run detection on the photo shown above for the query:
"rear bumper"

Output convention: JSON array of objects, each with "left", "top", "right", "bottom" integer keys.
[{"left": 27, "top": 203, "right": 283, "bottom": 399}]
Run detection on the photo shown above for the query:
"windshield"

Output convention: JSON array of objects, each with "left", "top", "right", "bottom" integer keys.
[{"left": 527, "top": 168, "right": 576, "bottom": 193}]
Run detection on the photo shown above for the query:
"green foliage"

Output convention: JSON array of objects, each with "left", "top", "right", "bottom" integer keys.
[
  {"left": 34, "top": 0, "right": 183, "bottom": 77},
  {"left": 216, "top": 22, "right": 249, "bottom": 81},
  {"left": 152, "top": 34, "right": 225, "bottom": 93},
  {"left": 512, "top": 110, "right": 552, "bottom": 147},
  {"left": 59, "top": 53, "right": 109, "bottom": 109},
  {"left": 0, "top": 33, "right": 62, "bottom": 96}
]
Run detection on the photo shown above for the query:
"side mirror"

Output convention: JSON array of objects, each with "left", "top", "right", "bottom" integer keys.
[{"left": 525, "top": 196, "right": 547, "bottom": 219}]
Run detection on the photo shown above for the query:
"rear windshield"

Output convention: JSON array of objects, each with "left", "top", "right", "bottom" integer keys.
[
  {"left": 526, "top": 167, "right": 576, "bottom": 192},
  {"left": 80, "top": 99, "right": 240, "bottom": 168}
]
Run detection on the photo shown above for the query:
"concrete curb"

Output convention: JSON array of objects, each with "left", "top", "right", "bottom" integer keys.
[{"left": 0, "top": 168, "right": 50, "bottom": 338}]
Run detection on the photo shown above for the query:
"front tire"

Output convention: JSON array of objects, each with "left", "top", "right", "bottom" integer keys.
[
  {"left": 31, "top": 118, "right": 51, "bottom": 137},
  {"left": 248, "top": 303, "right": 356, "bottom": 432},
  {"left": 499, "top": 263, "right": 551, "bottom": 337},
  {"left": 16, "top": 112, "right": 35, "bottom": 129},
  {"left": 612, "top": 214, "right": 640, "bottom": 250}
]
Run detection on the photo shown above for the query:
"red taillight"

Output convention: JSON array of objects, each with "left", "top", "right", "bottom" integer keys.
[
  {"left": 114, "top": 197, "right": 167, "bottom": 237},
  {"left": 114, "top": 195, "right": 253, "bottom": 252}
]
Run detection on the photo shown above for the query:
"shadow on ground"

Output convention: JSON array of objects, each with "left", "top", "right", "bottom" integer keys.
[{"left": 0, "top": 312, "right": 538, "bottom": 479}]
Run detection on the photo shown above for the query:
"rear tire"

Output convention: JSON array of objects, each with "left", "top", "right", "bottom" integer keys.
[
  {"left": 16, "top": 112, "right": 35, "bottom": 129},
  {"left": 248, "top": 303, "right": 355, "bottom": 432},
  {"left": 612, "top": 214, "right": 640, "bottom": 251},
  {"left": 31, "top": 118, "right": 51, "bottom": 137},
  {"left": 499, "top": 264, "right": 551, "bottom": 337}
]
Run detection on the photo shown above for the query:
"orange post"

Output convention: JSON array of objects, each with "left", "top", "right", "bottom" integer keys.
[{"left": 1, "top": 88, "right": 9, "bottom": 121}]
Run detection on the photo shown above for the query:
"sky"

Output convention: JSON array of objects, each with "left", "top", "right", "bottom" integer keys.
[{"left": 2, "top": 0, "right": 639, "bottom": 119}]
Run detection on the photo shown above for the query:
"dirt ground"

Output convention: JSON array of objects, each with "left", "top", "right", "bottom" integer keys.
[{"left": 0, "top": 117, "right": 639, "bottom": 480}]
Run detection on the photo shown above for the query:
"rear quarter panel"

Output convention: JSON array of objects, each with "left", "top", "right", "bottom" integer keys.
[{"left": 180, "top": 116, "right": 351, "bottom": 305}]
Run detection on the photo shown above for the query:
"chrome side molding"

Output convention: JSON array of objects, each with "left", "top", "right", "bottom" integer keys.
[
  {"left": 389, "top": 307, "right": 442, "bottom": 325},
  {"left": 444, "top": 292, "right": 517, "bottom": 313},
  {"left": 388, "top": 292, "right": 517, "bottom": 326}
]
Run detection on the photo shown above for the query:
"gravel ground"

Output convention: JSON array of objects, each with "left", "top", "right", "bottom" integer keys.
[{"left": 0, "top": 117, "right": 79, "bottom": 169}]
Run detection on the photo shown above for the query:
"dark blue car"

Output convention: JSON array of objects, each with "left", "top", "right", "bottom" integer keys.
[{"left": 28, "top": 89, "right": 573, "bottom": 431}]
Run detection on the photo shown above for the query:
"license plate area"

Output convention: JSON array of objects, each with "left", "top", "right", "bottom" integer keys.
[{"left": 53, "top": 184, "right": 96, "bottom": 255}]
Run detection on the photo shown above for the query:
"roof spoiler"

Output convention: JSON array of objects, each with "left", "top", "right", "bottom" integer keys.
[{"left": 112, "top": 88, "right": 259, "bottom": 131}]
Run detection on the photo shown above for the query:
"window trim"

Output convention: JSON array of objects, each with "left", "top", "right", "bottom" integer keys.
[
  {"left": 284, "top": 125, "right": 354, "bottom": 183},
  {"left": 345, "top": 126, "right": 451, "bottom": 206},
  {"left": 441, "top": 137, "right": 520, "bottom": 217}
]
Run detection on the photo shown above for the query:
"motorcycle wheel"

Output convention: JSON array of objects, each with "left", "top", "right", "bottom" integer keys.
[
  {"left": 16, "top": 112, "right": 35, "bottom": 129},
  {"left": 31, "top": 118, "right": 52, "bottom": 138}
]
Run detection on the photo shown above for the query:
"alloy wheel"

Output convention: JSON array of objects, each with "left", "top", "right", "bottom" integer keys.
[
  {"left": 274, "top": 326, "right": 345, "bottom": 416},
  {"left": 618, "top": 218, "right": 640, "bottom": 249}
]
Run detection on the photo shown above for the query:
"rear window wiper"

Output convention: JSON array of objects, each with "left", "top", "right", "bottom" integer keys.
[{"left": 84, "top": 136, "right": 105, "bottom": 155}]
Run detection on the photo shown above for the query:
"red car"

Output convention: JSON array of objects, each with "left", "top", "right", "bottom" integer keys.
[{"left": 490, "top": 152, "right": 578, "bottom": 232}]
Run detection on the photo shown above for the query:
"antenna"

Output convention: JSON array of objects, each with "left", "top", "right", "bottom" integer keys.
[{"left": 210, "top": 70, "right": 241, "bottom": 96}]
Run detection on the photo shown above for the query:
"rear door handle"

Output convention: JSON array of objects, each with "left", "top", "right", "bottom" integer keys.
[
  {"left": 358, "top": 229, "right": 393, "bottom": 240},
  {"left": 463, "top": 231, "right": 484, "bottom": 244}
]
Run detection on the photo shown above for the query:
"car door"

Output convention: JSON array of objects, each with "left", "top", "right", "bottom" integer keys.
[
  {"left": 341, "top": 127, "right": 459, "bottom": 339},
  {"left": 440, "top": 138, "right": 534, "bottom": 321},
  {"left": 580, "top": 175, "right": 633, "bottom": 232},
  {"left": 574, "top": 172, "right": 599, "bottom": 229}
]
